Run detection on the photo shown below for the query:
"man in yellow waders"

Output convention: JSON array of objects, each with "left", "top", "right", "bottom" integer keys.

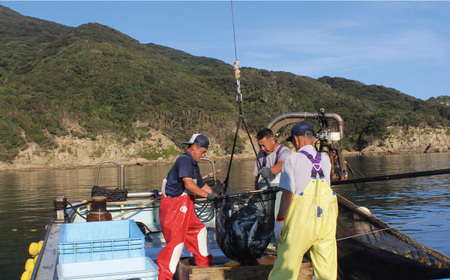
[{"left": 269, "top": 122, "right": 338, "bottom": 280}]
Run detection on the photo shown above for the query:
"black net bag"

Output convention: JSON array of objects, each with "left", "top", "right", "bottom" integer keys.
[
  {"left": 91, "top": 185, "right": 128, "bottom": 202},
  {"left": 214, "top": 188, "right": 278, "bottom": 265}
]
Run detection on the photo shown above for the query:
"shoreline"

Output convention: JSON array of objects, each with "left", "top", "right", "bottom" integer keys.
[{"left": 0, "top": 149, "right": 447, "bottom": 174}]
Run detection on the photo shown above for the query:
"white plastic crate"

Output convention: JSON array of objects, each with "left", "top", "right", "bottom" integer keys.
[{"left": 57, "top": 256, "right": 158, "bottom": 280}]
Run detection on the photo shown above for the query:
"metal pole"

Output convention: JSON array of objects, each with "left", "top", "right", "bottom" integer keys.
[{"left": 331, "top": 168, "right": 450, "bottom": 186}]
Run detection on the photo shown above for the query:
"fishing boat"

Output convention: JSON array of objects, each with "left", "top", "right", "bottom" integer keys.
[{"left": 22, "top": 112, "right": 450, "bottom": 280}]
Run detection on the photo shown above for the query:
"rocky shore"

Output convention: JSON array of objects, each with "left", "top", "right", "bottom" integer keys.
[{"left": 1, "top": 127, "right": 448, "bottom": 173}]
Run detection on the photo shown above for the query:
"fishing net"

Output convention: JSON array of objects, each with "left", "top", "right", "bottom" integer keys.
[
  {"left": 336, "top": 195, "right": 450, "bottom": 280},
  {"left": 91, "top": 185, "right": 128, "bottom": 202},
  {"left": 214, "top": 188, "right": 278, "bottom": 265}
]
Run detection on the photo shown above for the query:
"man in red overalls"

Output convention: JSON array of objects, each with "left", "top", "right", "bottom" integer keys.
[{"left": 157, "top": 134, "right": 218, "bottom": 280}]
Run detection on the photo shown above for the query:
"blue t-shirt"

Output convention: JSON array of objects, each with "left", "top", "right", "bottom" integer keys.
[{"left": 164, "top": 151, "right": 205, "bottom": 197}]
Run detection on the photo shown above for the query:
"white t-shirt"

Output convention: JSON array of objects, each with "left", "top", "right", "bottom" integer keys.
[
  {"left": 279, "top": 145, "right": 331, "bottom": 195},
  {"left": 254, "top": 145, "right": 291, "bottom": 185}
]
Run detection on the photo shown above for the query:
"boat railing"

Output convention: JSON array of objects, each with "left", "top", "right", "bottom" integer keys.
[
  {"left": 95, "top": 160, "right": 126, "bottom": 190},
  {"left": 200, "top": 157, "right": 217, "bottom": 184},
  {"left": 93, "top": 157, "right": 220, "bottom": 199}
]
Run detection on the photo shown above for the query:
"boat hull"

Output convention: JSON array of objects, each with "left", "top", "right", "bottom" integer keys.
[{"left": 31, "top": 194, "right": 450, "bottom": 280}]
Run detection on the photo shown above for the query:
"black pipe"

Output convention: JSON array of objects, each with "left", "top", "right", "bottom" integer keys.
[{"left": 331, "top": 168, "right": 450, "bottom": 186}]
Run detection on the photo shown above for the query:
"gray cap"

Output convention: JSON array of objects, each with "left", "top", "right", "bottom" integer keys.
[
  {"left": 183, "top": 134, "right": 210, "bottom": 148},
  {"left": 286, "top": 122, "right": 316, "bottom": 141}
]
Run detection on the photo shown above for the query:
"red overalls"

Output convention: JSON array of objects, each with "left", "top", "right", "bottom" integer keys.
[{"left": 157, "top": 193, "right": 213, "bottom": 280}]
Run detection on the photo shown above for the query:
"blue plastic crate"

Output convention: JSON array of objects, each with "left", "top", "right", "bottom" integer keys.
[
  {"left": 58, "top": 220, "right": 145, "bottom": 264},
  {"left": 57, "top": 256, "right": 158, "bottom": 280}
]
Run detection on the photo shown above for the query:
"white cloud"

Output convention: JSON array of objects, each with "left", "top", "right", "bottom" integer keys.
[{"left": 235, "top": 17, "right": 450, "bottom": 80}]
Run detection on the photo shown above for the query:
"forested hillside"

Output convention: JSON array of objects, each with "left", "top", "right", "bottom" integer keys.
[{"left": 0, "top": 5, "right": 448, "bottom": 164}]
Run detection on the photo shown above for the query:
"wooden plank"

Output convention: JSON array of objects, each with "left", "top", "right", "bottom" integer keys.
[
  {"left": 174, "top": 257, "right": 313, "bottom": 280},
  {"left": 259, "top": 256, "right": 314, "bottom": 280}
]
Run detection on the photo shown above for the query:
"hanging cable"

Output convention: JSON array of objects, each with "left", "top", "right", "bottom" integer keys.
[
  {"left": 231, "top": 0, "right": 242, "bottom": 106},
  {"left": 230, "top": 0, "right": 238, "bottom": 62},
  {"left": 223, "top": 0, "right": 269, "bottom": 193}
]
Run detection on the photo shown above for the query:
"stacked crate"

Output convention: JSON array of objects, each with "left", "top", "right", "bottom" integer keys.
[{"left": 57, "top": 220, "right": 158, "bottom": 280}]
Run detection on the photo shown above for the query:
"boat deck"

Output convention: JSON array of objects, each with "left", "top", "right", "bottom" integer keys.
[
  {"left": 145, "top": 230, "right": 230, "bottom": 265},
  {"left": 145, "top": 230, "right": 313, "bottom": 280}
]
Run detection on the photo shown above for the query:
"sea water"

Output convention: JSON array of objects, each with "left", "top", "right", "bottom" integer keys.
[{"left": 0, "top": 152, "right": 448, "bottom": 279}]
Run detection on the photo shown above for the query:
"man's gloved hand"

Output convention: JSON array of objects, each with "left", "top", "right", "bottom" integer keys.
[
  {"left": 212, "top": 181, "right": 224, "bottom": 193},
  {"left": 207, "top": 193, "right": 219, "bottom": 201},
  {"left": 274, "top": 220, "right": 283, "bottom": 242},
  {"left": 258, "top": 167, "right": 272, "bottom": 180}
]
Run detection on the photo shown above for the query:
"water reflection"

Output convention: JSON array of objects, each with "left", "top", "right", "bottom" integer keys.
[{"left": 0, "top": 153, "right": 448, "bottom": 279}]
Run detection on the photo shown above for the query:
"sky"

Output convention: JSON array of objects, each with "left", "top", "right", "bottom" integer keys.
[{"left": 1, "top": 1, "right": 450, "bottom": 101}]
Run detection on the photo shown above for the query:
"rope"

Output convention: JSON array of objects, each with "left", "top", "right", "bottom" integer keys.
[
  {"left": 230, "top": 0, "right": 241, "bottom": 104},
  {"left": 223, "top": 110, "right": 267, "bottom": 193},
  {"left": 67, "top": 200, "right": 87, "bottom": 221},
  {"left": 224, "top": 0, "right": 249, "bottom": 191},
  {"left": 224, "top": 118, "right": 240, "bottom": 192},
  {"left": 195, "top": 201, "right": 215, "bottom": 222},
  {"left": 337, "top": 212, "right": 450, "bottom": 242}
]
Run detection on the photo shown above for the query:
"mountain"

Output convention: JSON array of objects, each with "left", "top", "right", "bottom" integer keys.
[
  {"left": 0, "top": 5, "right": 448, "bottom": 166},
  {"left": 428, "top": 96, "right": 450, "bottom": 107}
]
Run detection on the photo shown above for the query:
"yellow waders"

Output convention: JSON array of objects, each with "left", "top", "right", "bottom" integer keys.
[{"left": 269, "top": 155, "right": 338, "bottom": 280}]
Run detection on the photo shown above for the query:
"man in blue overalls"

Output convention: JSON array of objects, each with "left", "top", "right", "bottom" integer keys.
[
  {"left": 269, "top": 122, "right": 338, "bottom": 280},
  {"left": 254, "top": 128, "right": 291, "bottom": 190}
]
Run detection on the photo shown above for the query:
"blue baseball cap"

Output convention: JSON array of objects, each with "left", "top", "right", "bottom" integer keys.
[
  {"left": 286, "top": 122, "right": 316, "bottom": 141},
  {"left": 183, "top": 134, "right": 210, "bottom": 148}
]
